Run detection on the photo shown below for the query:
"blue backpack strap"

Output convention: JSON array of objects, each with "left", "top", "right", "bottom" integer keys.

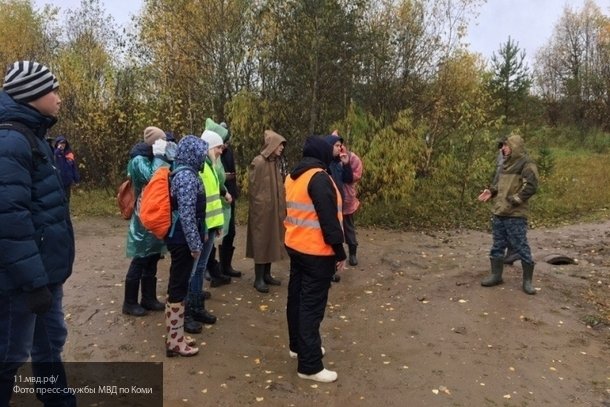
[{"left": 167, "top": 166, "right": 196, "bottom": 238}]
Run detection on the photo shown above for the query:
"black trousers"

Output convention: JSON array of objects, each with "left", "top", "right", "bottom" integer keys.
[
  {"left": 126, "top": 253, "right": 161, "bottom": 281},
  {"left": 286, "top": 247, "right": 335, "bottom": 375},
  {"left": 343, "top": 213, "right": 357, "bottom": 247},
  {"left": 221, "top": 201, "right": 237, "bottom": 248},
  {"left": 167, "top": 244, "right": 194, "bottom": 303}
]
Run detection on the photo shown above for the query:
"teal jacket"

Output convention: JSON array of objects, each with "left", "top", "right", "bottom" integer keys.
[{"left": 125, "top": 144, "right": 169, "bottom": 258}]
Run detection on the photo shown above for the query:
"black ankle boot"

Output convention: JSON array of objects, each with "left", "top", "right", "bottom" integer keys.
[
  {"left": 122, "top": 279, "right": 148, "bottom": 316},
  {"left": 189, "top": 293, "right": 217, "bottom": 324},
  {"left": 184, "top": 314, "right": 203, "bottom": 333},
  {"left": 209, "top": 261, "right": 231, "bottom": 287}
]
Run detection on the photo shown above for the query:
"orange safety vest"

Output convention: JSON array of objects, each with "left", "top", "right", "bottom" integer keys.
[{"left": 284, "top": 168, "right": 343, "bottom": 256}]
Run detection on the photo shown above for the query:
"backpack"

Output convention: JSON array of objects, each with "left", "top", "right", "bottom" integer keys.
[
  {"left": 117, "top": 177, "right": 135, "bottom": 220},
  {"left": 0, "top": 121, "right": 47, "bottom": 169},
  {"left": 140, "top": 166, "right": 193, "bottom": 239}
]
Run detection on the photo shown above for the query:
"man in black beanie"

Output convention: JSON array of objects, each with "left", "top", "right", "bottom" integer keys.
[
  {"left": 0, "top": 61, "right": 76, "bottom": 406},
  {"left": 284, "top": 136, "right": 346, "bottom": 383}
]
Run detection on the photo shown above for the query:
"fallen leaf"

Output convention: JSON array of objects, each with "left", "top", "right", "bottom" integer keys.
[
  {"left": 432, "top": 389, "right": 439, "bottom": 395},
  {"left": 256, "top": 397, "right": 264, "bottom": 402}
]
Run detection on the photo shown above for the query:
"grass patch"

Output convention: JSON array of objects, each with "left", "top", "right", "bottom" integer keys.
[{"left": 70, "top": 188, "right": 118, "bottom": 218}]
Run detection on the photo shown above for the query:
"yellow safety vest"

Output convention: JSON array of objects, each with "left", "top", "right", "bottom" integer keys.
[
  {"left": 199, "top": 159, "right": 224, "bottom": 229},
  {"left": 284, "top": 168, "right": 343, "bottom": 256}
]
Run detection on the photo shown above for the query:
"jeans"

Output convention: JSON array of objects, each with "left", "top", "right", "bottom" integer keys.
[
  {"left": 188, "top": 230, "right": 215, "bottom": 297},
  {"left": 0, "top": 284, "right": 76, "bottom": 406},
  {"left": 490, "top": 215, "right": 533, "bottom": 264}
]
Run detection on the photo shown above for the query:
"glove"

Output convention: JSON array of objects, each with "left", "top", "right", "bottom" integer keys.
[
  {"left": 152, "top": 138, "right": 168, "bottom": 156},
  {"left": 165, "top": 141, "right": 178, "bottom": 161},
  {"left": 507, "top": 194, "right": 522, "bottom": 206},
  {"left": 26, "top": 286, "right": 53, "bottom": 315}
]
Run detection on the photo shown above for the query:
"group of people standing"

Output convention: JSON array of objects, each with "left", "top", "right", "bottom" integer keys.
[
  {"left": 0, "top": 58, "right": 540, "bottom": 406},
  {"left": 120, "top": 121, "right": 364, "bottom": 382}
]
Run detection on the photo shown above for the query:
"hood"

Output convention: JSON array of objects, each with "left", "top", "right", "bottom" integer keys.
[
  {"left": 323, "top": 134, "right": 343, "bottom": 146},
  {"left": 260, "top": 129, "right": 286, "bottom": 158},
  {"left": 290, "top": 136, "right": 333, "bottom": 179},
  {"left": 129, "top": 142, "right": 152, "bottom": 158},
  {"left": 504, "top": 134, "right": 526, "bottom": 164},
  {"left": 54, "top": 135, "right": 70, "bottom": 150},
  {"left": 175, "top": 135, "right": 208, "bottom": 171},
  {"left": 0, "top": 91, "right": 55, "bottom": 134}
]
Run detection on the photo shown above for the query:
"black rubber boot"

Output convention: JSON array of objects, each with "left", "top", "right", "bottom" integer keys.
[
  {"left": 140, "top": 277, "right": 165, "bottom": 311},
  {"left": 122, "top": 279, "right": 148, "bottom": 316},
  {"left": 348, "top": 245, "right": 358, "bottom": 266},
  {"left": 254, "top": 264, "right": 269, "bottom": 293},
  {"left": 263, "top": 263, "right": 281, "bottom": 286},
  {"left": 522, "top": 262, "right": 537, "bottom": 295},
  {"left": 189, "top": 293, "right": 217, "bottom": 324},
  {"left": 209, "top": 261, "right": 231, "bottom": 287},
  {"left": 219, "top": 245, "right": 242, "bottom": 277},
  {"left": 481, "top": 257, "right": 504, "bottom": 287}
]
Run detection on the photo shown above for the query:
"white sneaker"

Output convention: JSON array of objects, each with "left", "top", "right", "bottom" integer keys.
[
  {"left": 298, "top": 368, "right": 338, "bottom": 383},
  {"left": 289, "top": 346, "right": 326, "bottom": 359}
]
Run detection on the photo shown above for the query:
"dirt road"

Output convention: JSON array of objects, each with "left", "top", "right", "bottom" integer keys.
[{"left": 63, "top": 217, "right": 610, "bottom": 406}]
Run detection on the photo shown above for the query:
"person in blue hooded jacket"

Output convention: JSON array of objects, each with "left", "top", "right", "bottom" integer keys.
[
  {"left": 53, "top": 135, "right": 80, "bottom": 202},
  {"left": 164, "top": 135, "right": 209, "bottom": 357},
  {"left": 0, "top": 61, "right": 76, "bottom": 406}
]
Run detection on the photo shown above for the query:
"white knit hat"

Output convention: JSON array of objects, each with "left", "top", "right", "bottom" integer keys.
[
  {"left": 201, "top": 130, "right": 223, "bottom": 149},
  {"left": 3, "top": 61, "right": 59, "bottom": 103}
]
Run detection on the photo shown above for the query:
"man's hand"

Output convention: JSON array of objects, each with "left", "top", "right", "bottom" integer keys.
[
  {"left": 477, "top": 189, "right": 492, "bottom": 202},
  {"left": 224, "top": 191, "right": 233, "bottom": 204},
  {"left": 336, "top": 260, "right": 346, "bottom": 272}
]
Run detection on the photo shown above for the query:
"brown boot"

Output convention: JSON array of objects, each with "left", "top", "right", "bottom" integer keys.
[{"left": 165, "top": 301, "right": 199, "bottom": 357}]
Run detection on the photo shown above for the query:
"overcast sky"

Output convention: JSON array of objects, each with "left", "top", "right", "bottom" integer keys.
[{"left": 35, "top": 0, "right": 610, "bottom": 67}]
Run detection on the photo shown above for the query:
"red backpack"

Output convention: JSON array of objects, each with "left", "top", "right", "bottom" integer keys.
[
  {"left": 117, "top": 178, "right": 135, "bottom": 220},
  {"left": 140, "top": 166, "right": 193, "bottom": 239}
]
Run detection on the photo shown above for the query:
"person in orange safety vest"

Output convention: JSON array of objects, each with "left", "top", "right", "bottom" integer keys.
[{"left": 284, "top": 136, "right": 346, "bottom": 384}]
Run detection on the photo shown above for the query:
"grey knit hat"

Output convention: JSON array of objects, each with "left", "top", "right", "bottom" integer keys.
[{"left": 3, "top": 61, "right": 59, "bottom": 103}]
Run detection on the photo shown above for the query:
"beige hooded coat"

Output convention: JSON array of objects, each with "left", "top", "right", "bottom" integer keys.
[{"left": 246, "top": 130, "right": 287, "bottom": 263}]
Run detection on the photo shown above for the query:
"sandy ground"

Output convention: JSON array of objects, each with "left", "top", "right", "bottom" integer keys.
[{"left": 62, "top": 216, "right": 610, "bottom": 406}]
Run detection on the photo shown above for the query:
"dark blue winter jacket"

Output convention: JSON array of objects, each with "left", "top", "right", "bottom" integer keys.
[
  {"left": 0, "top": 91, "right": 75, "bottom": 295},
  {"left": 54, "top": 135, "right": 80, "bottom": 188}
]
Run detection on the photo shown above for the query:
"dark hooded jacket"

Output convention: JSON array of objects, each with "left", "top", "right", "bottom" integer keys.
[
  {"left": 54, "top": 135, "right": 80, "bottom": 188},
  {"left": 491, "top": 134, "right": 539, "bottom": 218},
  {"left": 287, "top": 136, "right": 346, "bottom": 260},
  {"left": 0, "top": 91, "right": 74, "bottom": 295},
  {"left": 323, "top": 135, "right": 353, "bottom": 200}
]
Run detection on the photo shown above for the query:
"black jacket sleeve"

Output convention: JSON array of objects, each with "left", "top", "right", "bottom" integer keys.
[{"left": 308, "top": 171, "right": 346, "bottom": 260}]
